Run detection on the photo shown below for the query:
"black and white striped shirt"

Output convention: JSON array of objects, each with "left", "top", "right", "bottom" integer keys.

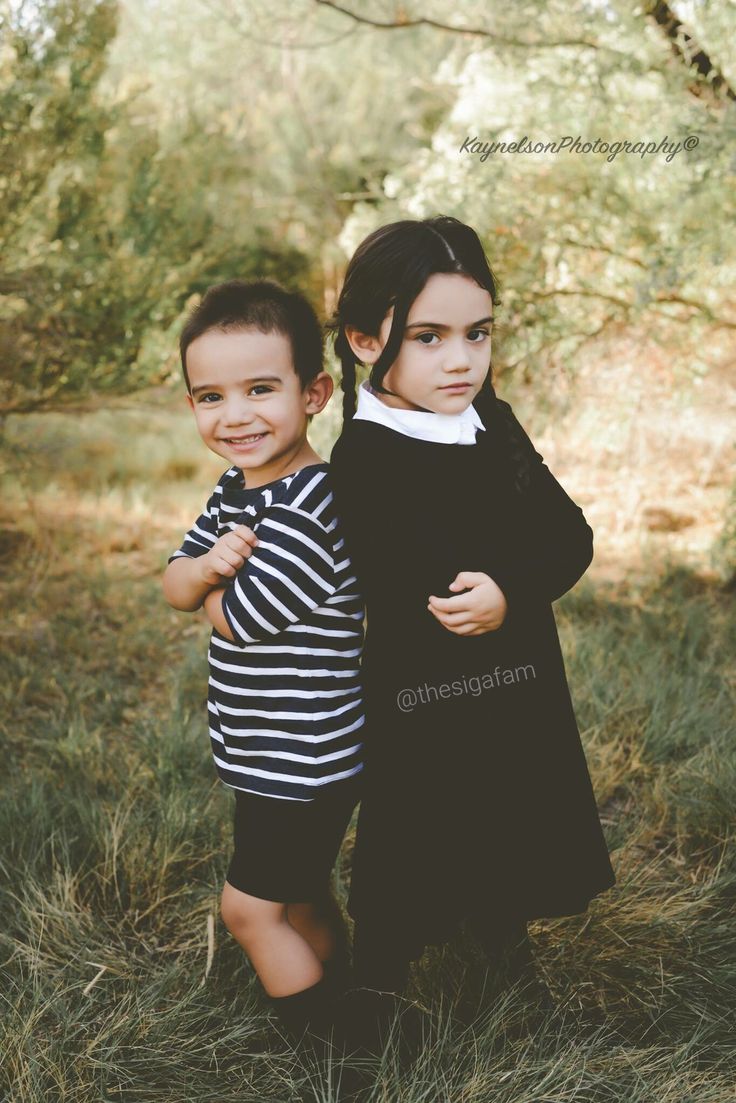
[{"left": 169, "top": 463, "right": 365, "bottom": 801}]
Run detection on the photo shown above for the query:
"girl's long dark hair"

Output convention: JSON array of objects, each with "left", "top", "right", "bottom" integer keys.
[{"left": 325, "top": 215, "right": 532, "bottom": 493}]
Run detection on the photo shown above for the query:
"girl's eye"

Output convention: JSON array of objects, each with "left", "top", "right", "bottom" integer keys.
[
  {"left": 415, "top": 329, "right": 491, "bottom": 345},
  {"left": 199, "top": 393, "right": 222, "bottom": 403}
]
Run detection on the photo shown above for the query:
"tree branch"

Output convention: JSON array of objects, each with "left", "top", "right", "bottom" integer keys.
[
  {"left": 557, "top": 238, "right": 648, "bottom": 270},
  {"left": 313, "top": 0, "right": 602, "bottom": 50},
  {"left": 524, "top": 287, "right": 736, "bottom": 329},
  {"left": 644, "top": 0, "right": 736, "bottom": 103}
]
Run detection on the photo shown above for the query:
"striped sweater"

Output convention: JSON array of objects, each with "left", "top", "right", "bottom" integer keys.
[{"left": 169, "top": 462, "right": 365, "bottom": 801}]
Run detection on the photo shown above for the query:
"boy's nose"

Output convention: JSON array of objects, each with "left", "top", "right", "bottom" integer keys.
[{"left": 222, "top": 401, "right": 255, "bottom": 427}]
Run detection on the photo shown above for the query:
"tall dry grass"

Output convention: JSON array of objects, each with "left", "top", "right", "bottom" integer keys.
[{"left": 1, "top": 370, "right": 734, "bottom": 1101}]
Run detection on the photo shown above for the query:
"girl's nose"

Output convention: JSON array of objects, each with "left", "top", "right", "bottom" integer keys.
[{"left": 444, "top": 337, "right": 472, "bottom": 372}]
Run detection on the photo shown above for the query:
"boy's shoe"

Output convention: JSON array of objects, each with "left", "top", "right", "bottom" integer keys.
[
  {"left": 269, "top": 946, "right": 355, "bottom": 1047},
  {"left": 333, "top": 987, "right": 425, "bottom": 1063},
  {"left": 268, "top": 976, "right": 338, "bottom": 1054}
]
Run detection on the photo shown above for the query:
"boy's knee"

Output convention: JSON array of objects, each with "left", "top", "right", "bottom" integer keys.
[{"left": 220, "top": 881, "right": 277, "bottom": 935}]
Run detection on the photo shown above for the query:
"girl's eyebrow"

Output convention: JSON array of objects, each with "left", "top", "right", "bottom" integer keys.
[
  {"left": 405, "top": 316, "right": 493, "bottom": 330},
  {"left": 191, "top": 375, "right": 282, "bottom": 396}
]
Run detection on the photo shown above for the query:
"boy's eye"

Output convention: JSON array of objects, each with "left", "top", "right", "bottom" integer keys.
[
  {"left": 198, "top": 392, "right": 222, "bottom": 403},
  {"left": 249, "top": 385, "right": 273, "bottom": 396}
]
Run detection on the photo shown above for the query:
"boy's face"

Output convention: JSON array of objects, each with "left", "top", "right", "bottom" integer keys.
[{"left": 185, "top": 327, "right": 331, "bottom": 485}]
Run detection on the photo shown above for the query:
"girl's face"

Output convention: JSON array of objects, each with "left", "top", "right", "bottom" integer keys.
[{"left": 346, "top": 273, "right": 493, "bottom": 414}]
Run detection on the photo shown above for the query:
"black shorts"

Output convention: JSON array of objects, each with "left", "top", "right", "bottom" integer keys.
[{"left": 225, "top": 773, "right": 362, "bottom": 903}]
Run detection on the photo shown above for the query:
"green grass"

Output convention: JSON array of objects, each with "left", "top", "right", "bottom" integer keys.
[{"left": 1, "top": 402, "right": 734, "bottom": 1102}]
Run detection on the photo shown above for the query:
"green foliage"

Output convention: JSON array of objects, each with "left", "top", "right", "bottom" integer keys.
[
  {"left": 0, "top": 0, "right": 315, "bottom": 414},
  {"left": 337, "top": 0, "right": 736, "bottom": 392},
  {"left": 6, "top": 0, "right": 734, "bottom": 416}
]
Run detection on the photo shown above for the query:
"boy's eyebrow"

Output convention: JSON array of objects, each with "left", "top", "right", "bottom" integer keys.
[
  {"left": 190, "top": 375, "right": 283, "bottom": 396},
  {"left": 405, "top": 316, "right": 493, "bottom": 330}
]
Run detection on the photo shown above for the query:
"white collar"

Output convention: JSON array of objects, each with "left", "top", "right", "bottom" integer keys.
[{"left": 353, "top": 380, "right": 485, "bottom": 445}]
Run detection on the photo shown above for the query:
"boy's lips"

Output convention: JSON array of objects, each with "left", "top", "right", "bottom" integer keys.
[{"left": 220, "top": 432, "right": 268, "bottom": 449}]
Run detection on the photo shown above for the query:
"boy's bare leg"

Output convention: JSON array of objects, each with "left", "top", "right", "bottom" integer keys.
[
  {"left": 286, "top": 891, "right": 349, "bottom": 962},
  {"left": 221, "top": 881, "right": 323, "bottom": 997}
]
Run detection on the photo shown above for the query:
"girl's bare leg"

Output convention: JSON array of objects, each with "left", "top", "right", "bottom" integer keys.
[{"left": 220, "top": 880, "right": 323, "bottom": 997}]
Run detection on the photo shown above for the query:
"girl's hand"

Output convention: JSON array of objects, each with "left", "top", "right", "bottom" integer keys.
[
  {"left": 427, "top": 571, "right": 508, "bottom": 635},
  {"left": 198, "top": 525, "right": 259, "bottom": 587}
]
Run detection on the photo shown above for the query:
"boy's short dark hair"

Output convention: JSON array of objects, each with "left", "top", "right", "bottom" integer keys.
[{"left": 179, "top": 278, "right": 324, "bottom": 392}]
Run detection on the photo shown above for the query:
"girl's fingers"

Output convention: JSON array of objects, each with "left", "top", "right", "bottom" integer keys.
[
  {"left": 443, "top": 620, "right": 479, "bottom": 635},
  {"left": 428, "top": 605, "right": 474, "bottom": 625},
  {"left": 428, "top": 594, "right": 474, "bottom": 612},
  {"left": 448, "top": 571, "right": 490, "bottom": 590},
  {"left": 425, "top": 604, "right": 478, "bottom": 630}
]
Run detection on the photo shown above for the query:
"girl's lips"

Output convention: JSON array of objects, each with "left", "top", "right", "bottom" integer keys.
[{"left": 440, "top": 383, "right": 472, "bottom": 391}]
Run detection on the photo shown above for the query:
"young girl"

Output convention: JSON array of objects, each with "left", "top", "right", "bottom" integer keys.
[{"left": 326, "top": 216, "right": 617, "bottom": 1016}]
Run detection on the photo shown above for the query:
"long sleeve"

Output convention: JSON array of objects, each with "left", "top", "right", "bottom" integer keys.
[
  {"left": 489, "top": 399, "right": 594, "bottom": 618},
  {"left": 220, "top": 504, "right": 337, "bottom": 645}
]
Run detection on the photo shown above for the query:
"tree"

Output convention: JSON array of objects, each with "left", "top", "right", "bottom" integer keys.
[{"left": 0, "top": 0, "right": 314, "bottom": 414}]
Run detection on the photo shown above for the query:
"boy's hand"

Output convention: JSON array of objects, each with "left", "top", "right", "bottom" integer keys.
[
  {"left": 427, "top": 571, "right": 508, "bottom": 635},
  {"left": 198, "top": 525, "right": 259, "bottom": 586}
]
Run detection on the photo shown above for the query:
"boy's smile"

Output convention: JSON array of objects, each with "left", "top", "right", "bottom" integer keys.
[{"left": 185, "top": 327, "right": 332, "bottom": 487}]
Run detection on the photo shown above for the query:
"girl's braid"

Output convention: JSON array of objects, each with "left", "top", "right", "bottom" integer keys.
[
  {"left": 481, "top": 372, "right": 533, "bottom": 496},
  {"left": 334, "top": 328, "right": 357, "bottom": 421}
]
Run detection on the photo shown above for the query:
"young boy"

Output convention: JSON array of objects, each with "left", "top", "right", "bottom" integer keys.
[{"left": 162, "top": 279, "right": 365, "bottom": 1044}]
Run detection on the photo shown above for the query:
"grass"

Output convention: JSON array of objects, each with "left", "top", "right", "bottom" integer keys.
[{"left": 1, "top": 391, "right": 734, "bottom": 1102}]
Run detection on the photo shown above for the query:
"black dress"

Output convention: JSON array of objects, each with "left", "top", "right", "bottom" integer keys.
[{"left": 328, "top": 388, "right": 616, "bottom": 961}]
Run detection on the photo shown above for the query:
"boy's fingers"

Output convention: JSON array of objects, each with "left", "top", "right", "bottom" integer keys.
[
  {"left": 218, "top": 563, "right": 237, "bottom": 577},
  {"left": 215, "top": 552, "right": 244, "bottom": 575},
  {"left": 234, "top": 525, "right": 259, "bottom": 545}
]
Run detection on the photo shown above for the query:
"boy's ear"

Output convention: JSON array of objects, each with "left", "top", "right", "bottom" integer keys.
[
  {"left": 305, "top": 370, "right": 333, "bottom": 416},
  {"left": 186, "top": 392, "right": 194, "bottom": 412},
  {"left": 344, "top": 325, "right": 382, "bottom": 366}
]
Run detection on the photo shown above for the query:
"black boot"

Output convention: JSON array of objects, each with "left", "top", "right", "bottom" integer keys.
[
  {"left": 321, "top": 943, "right": 353, "bottom": 1000},
  {"left": 336, "top": 986, "right": 423, "bottom": 1061},
  {"left": 466, "top": 911, "right": 556, "bottom": 1017},
  {"left": 268, "top": 976, "right": 337, "bottom": 1051}
]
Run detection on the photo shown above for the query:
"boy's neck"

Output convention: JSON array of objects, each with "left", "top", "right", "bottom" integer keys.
[{"left": 236, "top": 439, "right": 324, "bottom": 489}]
